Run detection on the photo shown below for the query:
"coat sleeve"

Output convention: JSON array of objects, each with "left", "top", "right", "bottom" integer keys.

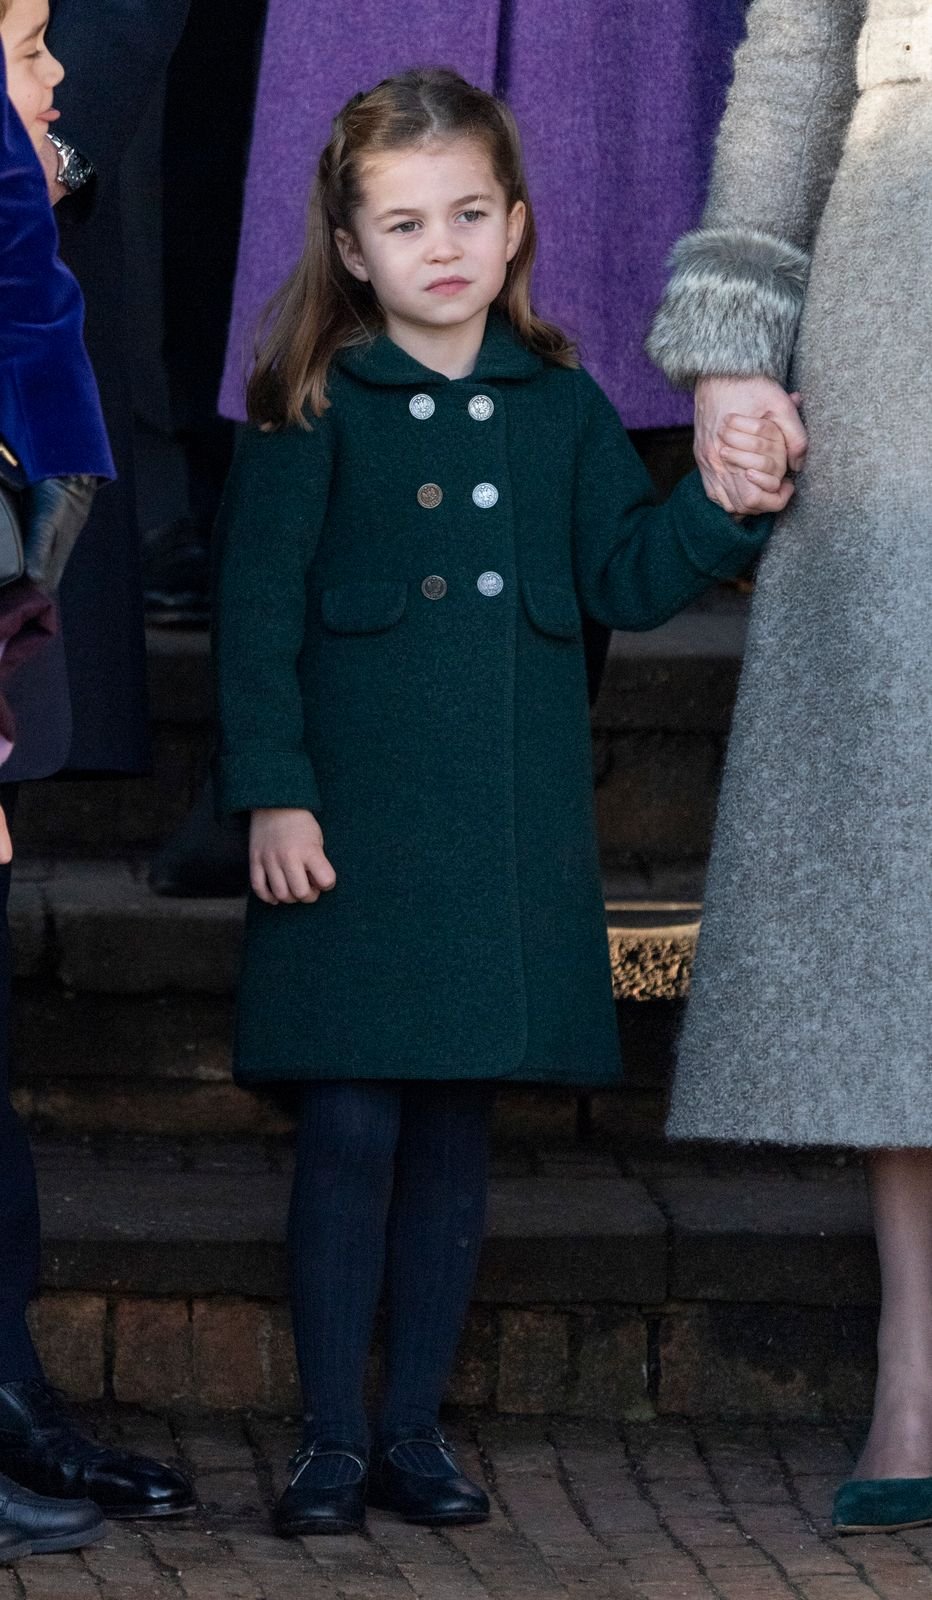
[
  {"left": 572, "top": 371, "right": 771, "bottom": 631},
  {"left": 646, "top": 0, "right": 867, "bottom": 388},
  {"left": 0, "top": 55, "right": 113, "bottom": 481},
  {"left": 48, "top": 0, "right": 191, "bottom": 189},
  {"left": 212, "top": 419, "right": 334, "bottom": 817}
]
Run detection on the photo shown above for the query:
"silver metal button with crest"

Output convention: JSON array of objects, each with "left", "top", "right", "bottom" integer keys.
[
  {"left": 468, "top": 394, "right": 494, "bottom": 422},
  {"left": 417, "top": 483, "right": 443, "bottom": 509},
  {"left": 472, "top": 482, "right": 499, "bottom": 510},
  {"left": 421, "top": 575, "right": 448, "bottom": 601},
  {"left": 477, "top": 571, "right": 504, "bottom": 598},
  {"left": 409, "top": 393, "right": 435, "bottom": 421}
]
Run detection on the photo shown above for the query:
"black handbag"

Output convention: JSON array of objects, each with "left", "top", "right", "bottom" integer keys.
[{"left": 0, "top": 444, "right": 26, "bottom": 589}]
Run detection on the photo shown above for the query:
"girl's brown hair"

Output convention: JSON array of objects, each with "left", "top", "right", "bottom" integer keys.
[{"left": 247, "top": 66, "right": 576, "bottom": 429}]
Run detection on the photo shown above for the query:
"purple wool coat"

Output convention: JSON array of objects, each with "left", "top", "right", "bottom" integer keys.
[{"left": 220, "top": 0, "right": 748, "bottom": 429}]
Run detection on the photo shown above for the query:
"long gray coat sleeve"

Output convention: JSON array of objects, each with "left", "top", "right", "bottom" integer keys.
[{"left": 647, "top": 0, "right": 867, "bottom": 388}]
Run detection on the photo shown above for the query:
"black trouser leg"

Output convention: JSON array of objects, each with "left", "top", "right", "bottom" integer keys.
[
  {"left": 288, "top": 1082, "right": 402, "bottom": 1445},
  {"left": 0, "top": 787, "right": 42, "bottom": 1381},
  {"left": 380, "top": 1082, "right": 494, "bottom": 1439}
]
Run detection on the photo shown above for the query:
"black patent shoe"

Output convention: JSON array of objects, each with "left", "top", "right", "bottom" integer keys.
[
  {"left": 274, "top": 1440, "right": 368, "bottom": 1537},
  {"left": 0, "top": 1381, "right": 195, "bottom": 1520},
  {"left": 370, "top": 1427, "right": 490, "bottom": 1526},
  {"left": 0, "top": 1470, "right": 105, "bottom": 1554}
]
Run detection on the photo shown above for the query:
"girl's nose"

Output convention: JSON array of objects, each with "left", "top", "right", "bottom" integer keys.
[
  {"left": 427, "top": 230, "right": 461, "bottom": 262},
  {"left": 46, "top": 50, "right": 65, "bottom": 87}
]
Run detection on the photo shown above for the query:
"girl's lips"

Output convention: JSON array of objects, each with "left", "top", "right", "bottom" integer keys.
[{"left": 427, "top": 278, "right": 470, "bottom": 296}]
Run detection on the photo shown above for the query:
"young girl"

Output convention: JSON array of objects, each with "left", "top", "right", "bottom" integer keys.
[{"left": 213, "top": 67, "right": 788, "bottom": 1537}]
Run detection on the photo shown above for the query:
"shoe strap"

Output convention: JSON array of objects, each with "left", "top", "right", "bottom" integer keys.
[{"left": 288, "top": 1442, "right": 367, "bottom": 1481}]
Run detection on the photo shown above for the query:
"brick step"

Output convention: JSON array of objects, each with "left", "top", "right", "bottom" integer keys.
[
  {"left": 30, "top": 1135, "right": 878, "bottom": 1419},
  {"left": 13, "top": 603, "right": 746, "bottom": 863},
  {"left": 10, "top": 861, "right": 695, "bottom": 1137}
]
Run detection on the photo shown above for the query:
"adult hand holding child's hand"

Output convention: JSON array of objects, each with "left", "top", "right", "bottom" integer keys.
[
  {"left": 695, "top": 376, "right": 808, "bottom": 516},
  {"left": 249, "top": 809, "right": 336, "bottom": 905}
]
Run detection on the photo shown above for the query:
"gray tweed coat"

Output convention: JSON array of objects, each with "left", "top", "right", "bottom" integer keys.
[{"left": 649, "top": 0, "right": 932, "bottom": 1148}]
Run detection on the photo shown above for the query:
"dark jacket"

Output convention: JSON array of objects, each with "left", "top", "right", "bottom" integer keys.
[
  {"left": 3, "top": 0, "right": 190, "bottom": 781},
  {"left": 214, "top": 316, "right": 771, "bottom": 1087}
]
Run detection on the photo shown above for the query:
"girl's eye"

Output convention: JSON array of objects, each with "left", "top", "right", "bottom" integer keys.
[
  {"left": 458, "top": 209, "right": 486, "bottom": 224},
  {"left": 391, "top": 220, "right": 420, "bottom": 234}
]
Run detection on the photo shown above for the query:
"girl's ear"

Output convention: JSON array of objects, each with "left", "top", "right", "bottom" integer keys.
[
  {"left": 335, "top": 229, "right": 370, "bottom": 282},
  {"left": 505, "top": 200, "right": 527, "bottom": 264}
]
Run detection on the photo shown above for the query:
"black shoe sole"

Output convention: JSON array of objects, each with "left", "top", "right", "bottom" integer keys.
[
  {"left": 28, "top": 1519, "right": 107, "bottom": 1554},
  {"left": 276, "top": 1517, "right": 366, "bottom": 1538},
  {"left": 100, "top": 1500, "right": 196, "bottom": 1522},
  {"left": 396, "top": 1509, "right": 489, "bottom": 1528},
  {"left": 368, "top": 1490, "right": 489, "bottom": 1527}
]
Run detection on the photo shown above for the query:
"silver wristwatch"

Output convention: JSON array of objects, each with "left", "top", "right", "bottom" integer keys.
[{"left": 45, "top": 130, "right": 95, "bottom": 194}]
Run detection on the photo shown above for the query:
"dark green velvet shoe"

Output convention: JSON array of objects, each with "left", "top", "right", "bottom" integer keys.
[{"left": 833, "top": 1477, "right": 932, "bottom": 1533}]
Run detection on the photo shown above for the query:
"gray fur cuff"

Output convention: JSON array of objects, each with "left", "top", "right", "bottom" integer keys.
[{"left": 646, "top": 227, "right": 810, "bottom": 389}]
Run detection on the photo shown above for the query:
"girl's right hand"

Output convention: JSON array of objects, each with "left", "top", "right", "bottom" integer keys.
[{"left": 249, "top": 808, "right": 336, "bottom": 905}]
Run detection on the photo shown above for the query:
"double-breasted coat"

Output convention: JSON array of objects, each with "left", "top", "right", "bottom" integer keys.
[{"left": 213, "top": 316, "right": 771, "bottom": 1087}]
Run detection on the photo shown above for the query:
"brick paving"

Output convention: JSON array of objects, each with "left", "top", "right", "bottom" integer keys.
[{"left": 3, "top": 1411, "right": 932, "bottom": 1598}]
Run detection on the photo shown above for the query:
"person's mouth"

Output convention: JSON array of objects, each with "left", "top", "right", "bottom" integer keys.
[{"left": 426, "top": 277, "right": 470, "bottom": 296}]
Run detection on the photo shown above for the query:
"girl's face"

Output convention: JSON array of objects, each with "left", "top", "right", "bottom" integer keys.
[
  {"left": 1, "top": 0, "right": 63, "bottom": 156},
  {"left": 335, "top": 136, "right": 526, "bottom": 346}
]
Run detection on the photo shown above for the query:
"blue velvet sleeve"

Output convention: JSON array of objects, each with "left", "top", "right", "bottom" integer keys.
[{"left": 0, "top": 50, "right": 114, "bottom": 482}]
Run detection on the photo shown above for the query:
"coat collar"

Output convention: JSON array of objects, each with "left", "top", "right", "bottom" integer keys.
[{"left": 335, "top": 312, "right": 543, "bottom": 388}]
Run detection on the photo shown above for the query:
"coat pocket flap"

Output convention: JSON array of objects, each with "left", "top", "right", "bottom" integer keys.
[
  {"left": 521, "top": 581, "right": 581, "bottom": 640},
  {"left": 321, "top": 583, "right": 408, "bottom": 635}
]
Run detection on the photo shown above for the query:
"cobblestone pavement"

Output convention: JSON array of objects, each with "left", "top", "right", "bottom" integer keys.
[{"left": 3, "top": 1410, "right": 932, "bottom": 1599}]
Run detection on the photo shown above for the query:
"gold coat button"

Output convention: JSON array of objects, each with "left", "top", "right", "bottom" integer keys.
[
  {"left": 421, "top": 575, "right": 448, "bottom": 600},
  {"left": 417, "top": 483, "right": 443, "bottom": 509}
]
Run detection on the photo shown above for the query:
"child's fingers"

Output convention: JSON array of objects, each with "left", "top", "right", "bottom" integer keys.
[
  {"left": 720, "top": 444, "right": 784, "bottom": 477},
  {"left": 250, "top": 858, "right": 279, "bottom": 905},
  {"left": 265, "top": 860, "right": 297, "bottom": 904},
  {"left": 307, "top": 844, "right": 337, "bottom": 892},
  {"left": 743, "top": 477, "right": 796, "bottom": 514},
  {"left": 282, "top": 857, "right": 320, "bottom": 903},
  {"left": 744, "top": 468, "right": 785, "bottom": 493}
]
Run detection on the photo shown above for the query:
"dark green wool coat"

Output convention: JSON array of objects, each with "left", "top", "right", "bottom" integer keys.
[{"left": 213, "top": 315, "right": 770, "bottom": 1087}]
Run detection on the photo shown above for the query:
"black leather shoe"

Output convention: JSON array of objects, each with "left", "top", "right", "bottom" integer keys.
[
  {"left": 0, "top": 1381, "right": 195, "bottom": 1520},
  {"left": 0, "top": 1470, "right": 105, "bottom": 1553},
  {"left": 0, "top": 1520, "right": 30, "bottom": 1564},
  {"left": 370, "top": 1427, "right": 490, "bottom": 1526},
  {"left": 274, "top": 1440, "right": 368, "bottom": 1537}
]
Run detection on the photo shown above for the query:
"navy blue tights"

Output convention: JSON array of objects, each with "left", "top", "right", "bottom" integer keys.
[{"left": 288, "top": 1080, "right": 493, "bottom": 1449}]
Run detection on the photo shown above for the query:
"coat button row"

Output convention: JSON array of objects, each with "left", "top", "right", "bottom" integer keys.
[
  {"left": 421, "top": 573, "right": 503, "bottom": 600},
  {"left": 416, "top": 482, "right": 500, "bottom": 510},
  {"left": 409, "top": 393, "right": 495, "bottom": 422}
]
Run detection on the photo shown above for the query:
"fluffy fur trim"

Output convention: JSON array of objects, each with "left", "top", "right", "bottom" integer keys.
[{"left": 646, "top": 227, "right": 811, "bottom": 389}]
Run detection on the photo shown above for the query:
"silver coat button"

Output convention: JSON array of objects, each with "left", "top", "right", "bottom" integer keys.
[
  {"left": 468, "top": 394, "right": 494, "bottom": 422},
  {"left": 417, "top": 482, "right": 443, "bottom": 509},
  {"left": 421, "top": 575, "right": 448, "bottom": 600},
  {"left": 472, "top": 482, "right": 499, "bottom": 509},
  {"left": 409, "top": 393, "right": 435, "bottom": 420},
  {"left": 477, "top": 571, "right": 503, "bottom": 597}
]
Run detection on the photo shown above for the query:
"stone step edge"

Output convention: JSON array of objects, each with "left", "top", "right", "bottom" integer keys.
[
  {"left": 35, "top": 1145, "right": 877, "bottom": 1310},
  {"left": 11, "top": 862, "right": 701, "bottom": 1001}
]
